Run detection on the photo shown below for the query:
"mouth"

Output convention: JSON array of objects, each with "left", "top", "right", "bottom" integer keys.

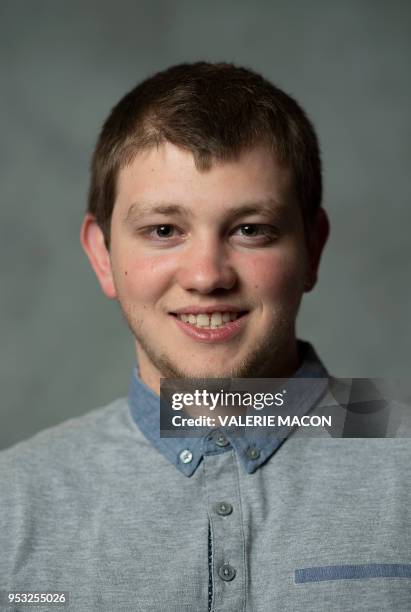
[
  {"left": 169, "top": 309, "right": 250, "bottom": 344},
  {"left": 169, "top": 310, "right": 249, "bottom": 329}
]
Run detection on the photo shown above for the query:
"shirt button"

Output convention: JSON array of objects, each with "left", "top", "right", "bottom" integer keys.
[
  {"left": 179, "top": 449, "right": 193, "bottom": 464},
  {"left": 214, "top": 431, "right": 230, "bottom": 447},
  {"left": 218, "top": 563, "right": 236, "bottom": 581},
  {"left": 214, "top": 501, "right": 233, "bottom": 516},
  {"left": 246, "top": 446, "right": 260, "bottom": 460}
]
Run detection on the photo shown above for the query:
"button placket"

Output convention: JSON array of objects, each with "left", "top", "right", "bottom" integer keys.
[{"left": 203, "top": 451, "right": 245, "bottom": 611}]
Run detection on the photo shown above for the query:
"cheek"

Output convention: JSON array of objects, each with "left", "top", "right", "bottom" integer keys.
[
  {"left": 115, "top": 252, "right": 178, "bottom": 301},
  {"left": 242, "top": 250, "right": 306, "bottom": 298}
]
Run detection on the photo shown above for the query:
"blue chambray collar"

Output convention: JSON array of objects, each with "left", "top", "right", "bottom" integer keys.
[{"left": 128, "top": 340, "right": 329, "bottom": 477}]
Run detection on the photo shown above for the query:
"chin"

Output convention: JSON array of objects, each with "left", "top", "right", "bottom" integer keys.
[
  {"left": 165, "top": 357, "right": 264, "bottom": 380},
  {"left": 170, "top": 364, "right": 235, "bottom": 379}
]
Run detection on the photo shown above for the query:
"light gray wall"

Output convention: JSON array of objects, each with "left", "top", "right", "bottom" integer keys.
[{"left": 1, "top": 0, "right": 410, "bottom": 449}]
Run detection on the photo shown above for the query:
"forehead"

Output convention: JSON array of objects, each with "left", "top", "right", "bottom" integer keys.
[{"left": 114, "top": 142, "right": 296, "bottom": 219}]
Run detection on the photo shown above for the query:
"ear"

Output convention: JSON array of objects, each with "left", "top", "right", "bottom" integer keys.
[
  {"left": 304, "top": 207, "right": 330, "bottom": 293},
  {"left": 80, "top": 213, "right": 117, "bottom": 299}
]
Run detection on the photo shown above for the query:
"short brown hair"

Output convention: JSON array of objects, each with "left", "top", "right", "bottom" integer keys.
[{"left": 88, "top": 62, "right": 322, "bottom": 247}]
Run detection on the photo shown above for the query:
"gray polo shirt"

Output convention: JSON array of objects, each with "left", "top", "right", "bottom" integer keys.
[{"left": 0, "top": 343, "right": 410, "bottom": 611}]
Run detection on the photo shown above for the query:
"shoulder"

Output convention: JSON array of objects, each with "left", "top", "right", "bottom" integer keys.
[
  {"left": 0, "top": 397, "right": 160, "bottom": 547},
  {"left": 0, "top": 397, "right": 150, "bottom": 485}
]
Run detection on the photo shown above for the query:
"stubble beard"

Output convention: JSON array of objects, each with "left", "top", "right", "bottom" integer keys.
[{"left": 118, "top": 302, "right": 298, "bottom": 380}]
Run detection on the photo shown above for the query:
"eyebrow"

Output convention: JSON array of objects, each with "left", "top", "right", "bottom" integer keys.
[
  {"left": 123, "top": 198, "right": 286, "bottom": 224},
  {"left": 124, "top": 203, "right": 193, "bottom": 223}
]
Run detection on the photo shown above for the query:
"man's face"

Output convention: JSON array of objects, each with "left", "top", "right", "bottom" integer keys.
[{"left": 83, "top": 143, "right": 325, "bottom": 391}]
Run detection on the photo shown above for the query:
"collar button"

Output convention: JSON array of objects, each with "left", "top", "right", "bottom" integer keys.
[
  {"left": 246, "top": 446, "right": 260, "bottom": 460},
  {"left": 179, "top": 449, "right": 193, "bottom": 464},
  {"left": 214, "top": 431, "right": 230, "bottom": 447}
]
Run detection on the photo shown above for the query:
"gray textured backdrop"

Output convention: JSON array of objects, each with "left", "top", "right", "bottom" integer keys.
[{"left": 1, "top": 0, "right": 410, "bottom": 450}]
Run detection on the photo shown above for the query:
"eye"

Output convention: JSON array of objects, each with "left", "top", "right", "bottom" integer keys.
[
  {"left": 153, "top": 224, "right": 175, "bottom": 238},
  {"left": 140, "top": 224, "right": 182, "bottom": 241},
  {"left": 238, "top": 224, "right": 261, "bottom": 236},
  {"left": 233, "top": 223, "right": 278, "bottom": 243},
  {"left": 137, "top": 224, "right": 186, "bottom": 247}
]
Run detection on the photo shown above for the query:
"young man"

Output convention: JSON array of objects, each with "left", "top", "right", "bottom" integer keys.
[{"left": 0, "top": 63, "right": 410, "bottom": 612}]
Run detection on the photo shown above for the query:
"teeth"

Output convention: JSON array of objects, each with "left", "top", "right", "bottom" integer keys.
[
  {"left": 210, "top": 313, "right": 222, "bottom": 327},
  {"left": 176, "top": 311, "right": 242, "bottom": 328},
  {"left": 196, "top": 314, "right": 209, "bottom": 327}
]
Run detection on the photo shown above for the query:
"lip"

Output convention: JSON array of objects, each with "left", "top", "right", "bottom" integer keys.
[
  {"left": 170, "top": 312, "right": 249, "bottom": 344},
  {"left": 170, "top": 305, "right": 247, "bottom": 315}
]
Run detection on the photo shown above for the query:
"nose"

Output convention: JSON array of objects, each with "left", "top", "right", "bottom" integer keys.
[{"left": 177, "top": 238, "right": 237, "bottom": 294}]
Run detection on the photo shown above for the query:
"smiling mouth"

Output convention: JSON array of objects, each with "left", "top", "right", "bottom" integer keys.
[{"left": 170, "top": 311, "right": 248, "bottom": 329}]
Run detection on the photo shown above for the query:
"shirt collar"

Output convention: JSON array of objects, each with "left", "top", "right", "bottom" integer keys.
[{"left": 128, "top": 340, "right": 329, "bottom": 477}]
